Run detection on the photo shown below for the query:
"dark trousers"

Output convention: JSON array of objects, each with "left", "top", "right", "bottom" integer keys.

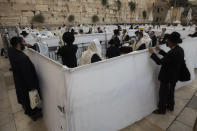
[
  {"left": 158, "top": 81, "right": 176, "bottom": 112},
  {"left": 1, "top": 48, "right": 4, "bottom": 56},
  {"left": 22, "top": 101, "right": 34, "bottom": 116}
]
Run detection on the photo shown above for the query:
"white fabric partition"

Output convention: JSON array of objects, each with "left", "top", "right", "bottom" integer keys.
[
  {"left": 26, "top": 50, "right": 67, "bottom": 131},
  {"left": 26, "top": 37, "right": 197, "bottom": 131},
  {"left": 66, "top": 51, "right": 159, "bottom": 131}
]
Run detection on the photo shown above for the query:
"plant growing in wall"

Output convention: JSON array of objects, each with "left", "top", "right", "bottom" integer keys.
[
  {"left": 116, "top": 0, "right": 122, "bottom": 11},
  {"left": 101, "top": 0, "right": 107, "bottom": 6},
  {"left": 32, "top": 13, "right": 45, "bottom": 23},
  {"left": 92, "top": 15, "right": 99, "bottom": 23},
  {"left": 128, "top": 1, "right": 136, "bottom": 12},
  {"left": 101, "top": 0, "right": 110, "bottom": 8},
  {"left": 142, "top": 10, "right": 147, "bottom": 19},
  {"left": 68, "top": 15, "right": 75, "bottom": 23}
]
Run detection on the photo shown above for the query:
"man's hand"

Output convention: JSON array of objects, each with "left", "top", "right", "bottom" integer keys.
[
  {"left": 24, "top": 42, "right": 32, "bottom": 47},
  {"left": 149, "top": 47, "right": 154, "bottom": 54},
  {"left": 156, "top": 45, "right": 160, "bottom": 52}
]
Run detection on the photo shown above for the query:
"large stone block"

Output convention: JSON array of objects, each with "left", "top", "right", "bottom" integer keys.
[
  {"left": 0, "top": 0, "right": 157, "bottom": 25},
  {"left": 22, "top": 11, "right": 34, "bottom": 17},
  {"left": 35, "top": 5, "right": 48, "bottom": 11},
  {"left": 12, "top": 3, "right": 36, "bottom": 11}
]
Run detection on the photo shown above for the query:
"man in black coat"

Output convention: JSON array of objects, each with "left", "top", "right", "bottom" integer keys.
[
  {"left": 149, "top": 31, "right": 157, "bottom": 47},
  {"left": 106, "top": 38, "right": 120, "bottom": 59},
  {"left": 149, "top": 32, "right": 184, "bottom": 114},
  {"left": 188, "top": 27, "right": 197, "bottom": 38},
  {"left": 8, "top": 37, "right": 42, "bottom": 120},
  {"left": 57, "top": 32, "right": 78, "bottom": 68}
]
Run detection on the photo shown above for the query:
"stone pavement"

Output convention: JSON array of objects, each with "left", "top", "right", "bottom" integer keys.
[{"left": 0, "top": 56, "right": 197, "bottom": 131}]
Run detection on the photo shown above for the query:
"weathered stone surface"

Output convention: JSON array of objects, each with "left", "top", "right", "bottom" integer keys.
[
  {"left": 0, "top": 0, "right": 163, "bottom": 25},
  {"left": 3, "top": 72, "right": 14, "bottom": 87},
  {"left": 177, "top": 107, "right": 197, "bottom": 127},
  {"left": 168, "top": 121, "right": 193, "bottom": 131},
  {"left": 188, "top": 96, "right": 197, "bottom": 110}
]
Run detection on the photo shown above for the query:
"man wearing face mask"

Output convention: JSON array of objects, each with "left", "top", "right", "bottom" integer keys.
[
  {"left": 8, "top": 37, "right": 42, "bottom": 121},
  {"left": 148, "top": 32, "right": 184, "bottom": 115}
]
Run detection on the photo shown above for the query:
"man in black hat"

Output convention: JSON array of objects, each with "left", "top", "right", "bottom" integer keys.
[
  {"left": 57, "top": 32, "right": 78, "bottom": 68},
  {"left": 20, "top": 31, "right": 29, "bottom": 38},
  {"left": 148, "top": 32, "right": 184, "bottom": 114},
  {"left": 8, "top": 36, "right": 42, "bottom": 120}
]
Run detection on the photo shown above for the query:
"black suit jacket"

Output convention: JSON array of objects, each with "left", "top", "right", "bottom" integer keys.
[
  {"left": 151, "top": 35, "right": 157, "bottom": 47},
  {"left": 8, "top": 47, "right": 40, "bottom": 104},
  {"left": 151, "top": 46, "right": 184, "bottom": 83},
  {"left": 57, "top": 44, "right": 78, "bottom": 68},
  {"left": 106, "top": 46, "right": 120, "bottom": 58}
]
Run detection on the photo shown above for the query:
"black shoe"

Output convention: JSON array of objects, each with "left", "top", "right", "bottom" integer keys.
[
  {"left": 167, "top": 106, "right": 174, "bottom": 111},
  {"left": 153, "top": 109, "right": 166, "bottom": 115},
  {"left": 30, "top": 110, "right": 43, "bottom": 121}
]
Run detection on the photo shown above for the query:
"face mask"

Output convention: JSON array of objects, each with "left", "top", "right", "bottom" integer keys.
[{"left": 136, "top": 37, "right": 139, "bottom": 41}]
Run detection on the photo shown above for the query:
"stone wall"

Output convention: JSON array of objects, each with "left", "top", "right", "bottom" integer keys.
[
  {"left": 0, "top": 0, "right": 156, "bottom": 26},
  {"left": 153, "top": 0, "right": 169, "bottom": 24}
]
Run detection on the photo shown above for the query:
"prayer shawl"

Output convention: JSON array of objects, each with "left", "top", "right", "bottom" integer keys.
[
  {"left": 120, "top": 32, "right": 128, "bottom": 42},
  {"left": 133, "top": 35, "right": 151, "bottom": 51},
  {"left": 80, "top": 41, "right": 101, "bottom": 66},
  {"left": 93, "top": 38, "right": 102, "bottom": 57}
]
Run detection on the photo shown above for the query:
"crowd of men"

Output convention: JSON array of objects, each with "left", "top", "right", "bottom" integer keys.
[{"left": 56, "top": 25, "right": 197, "bottom": 68}]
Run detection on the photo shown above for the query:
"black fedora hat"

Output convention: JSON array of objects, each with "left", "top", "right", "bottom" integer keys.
[
  {"left": 20, "top": 31, "right": 29, "bottom": 37},
  {"left": 168, "top": 32, "right": 182, "bottom": 44}
]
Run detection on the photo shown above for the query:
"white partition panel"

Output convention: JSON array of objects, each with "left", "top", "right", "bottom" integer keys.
[
  {"left": 26, "top": 37, "right": 197, "bottom": 131},
  {"left": 66, "top": 51, "right": 158, "bottom": 131},
  {"left": 64, "top": 38, "right": 197, "bottom": 131},
  {"left": 26, "top": 49, "right": 67, "bottom": 131}
]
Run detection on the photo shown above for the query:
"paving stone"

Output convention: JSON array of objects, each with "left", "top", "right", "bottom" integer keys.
[
  {"left": 3, "top": 71, "right": 14, "bottom": 87},
  {"left": 120, "top": 123, "right": 145, "bottom": 131},
  {"left": 0, "top": 98, "right": 11, "bottom": 112},
  {"left": 168, "top": 98, "right": 189, "bottom": 116},
  {"left": 177, "top": 107, "right": 197, "bottom": 127},
  {"left": 136, "top": 118, "right": 164, "bottom": 131},
  {"left": 168, "top": 121, "right": 192, "bottom": 131},
  {"left": 14, "top": 111, "right": 32, "bottom": 131},
  {"left": 0, "top": 112, "right": 14, "bottom": 127},
  {"left": 0, "top": 121, "right": 16, "bottom": 131},
  {"left": 7, "top": 85, "right": 15, "bottom": 90},
  {"left": 8, "top": 89, "right": 23, "bottom": 113},
  {"left": 14, "top": 111, "right": 47, "bottom": 131},
  {"left": 0, "top": 81, "right": 8, "bottom": 101},
  {"left": 188, "top": 80, "right": 197, "bottom": 89},
  {"left": 21, "top": 119, "right": 48, "bottom": 131},
  {"left": 145, "top": 112, "right": 176, "bottom": 130},
  {"left": 175, "top": 86, "right": 196, "bottom": 100},
  {"left": 188, "top": 96, "right": 197, "bottom": 110}
]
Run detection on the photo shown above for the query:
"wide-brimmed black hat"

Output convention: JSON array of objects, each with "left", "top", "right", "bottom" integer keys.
[
  {"left": 167, "top": 32, "right": 182, "bottom": 44},
  {"left": 20, "top": 31, "right": 29, "bottom": 37}
]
